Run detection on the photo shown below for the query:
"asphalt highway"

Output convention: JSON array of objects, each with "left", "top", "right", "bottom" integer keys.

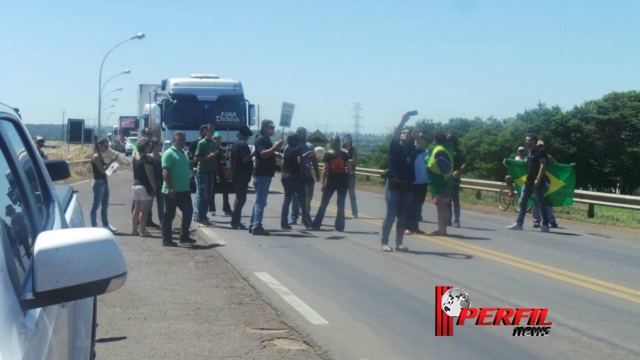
[{"left": 199, "top": 174, "right": 640, "bottom": 360}]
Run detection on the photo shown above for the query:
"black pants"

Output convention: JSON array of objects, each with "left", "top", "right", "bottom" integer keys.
[
  {"left": 281, "top": 174, "right": 310, "bottom": 227},
  {"left": 312, "top": 180, "right": 347, "bottom": 231},
  {"left": 231, "top": 181, "right": 249, "bottom": 226},
  {"left": 407, "top": 183, "right": 428, "bottom": 231},
  {"left": 162, "top": 191, "right": 193, "bottom": 243},
  {"left": 210, "top": 178, "right": 232, "bottom": 213}
]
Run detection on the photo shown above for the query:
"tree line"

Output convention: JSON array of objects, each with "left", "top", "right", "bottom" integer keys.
[{"left": 359, "top": 91, "right": 640, "bottom": 195}]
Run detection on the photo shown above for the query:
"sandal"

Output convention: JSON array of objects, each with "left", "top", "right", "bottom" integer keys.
[
  {"left": 139, "top": 230, "right": 152, "bottom": 237},
  {"left": 381, "top": 245, "right": 394, "bottom": 252},
  {"left": 395, "top": 245, "right": 409, "bottom": 252}
]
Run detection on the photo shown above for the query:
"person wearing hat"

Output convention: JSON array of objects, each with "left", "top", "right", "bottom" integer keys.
[
  {"left": 229, "top": 125, "right": 256, "bottom": 229},
  {"left": 507, "top": 133, "right": 551, "bottom": 232},
  {"left": 208, "top": 131, "right": 232, "bottom": 216},
  {"left": 34, "top": 136, "right": 48, "bottom": 160},
  {"left": 504, "top": 146, "right": 528, "bottom": 197},
  {"left": 531, "top": 140, "right": 559, "bottom": 228}
]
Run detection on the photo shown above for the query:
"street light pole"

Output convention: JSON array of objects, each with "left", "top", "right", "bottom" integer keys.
[{"left": 98, "top": 33, "right": 145, "bottom": 138}]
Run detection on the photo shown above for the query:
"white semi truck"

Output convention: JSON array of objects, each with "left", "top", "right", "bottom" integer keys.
[{"left": 150, "top": 74, "right": 256, "bottom": 193}]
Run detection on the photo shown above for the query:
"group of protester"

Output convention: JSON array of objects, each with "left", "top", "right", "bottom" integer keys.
[{"left": 83, "top": 113, "right": 556, "bottom": 249}]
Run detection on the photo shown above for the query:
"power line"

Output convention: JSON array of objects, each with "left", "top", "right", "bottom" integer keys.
[{"left": 351, "top": 103, "right": 363, "bottom": 147}]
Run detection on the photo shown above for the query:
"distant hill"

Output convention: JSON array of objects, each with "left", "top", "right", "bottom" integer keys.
[{"left": 24, "top": 124, "right": 114, "bottom": 141}]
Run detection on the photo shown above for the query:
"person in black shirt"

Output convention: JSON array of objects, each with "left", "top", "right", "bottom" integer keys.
[
  {"left": 281, "top": 134, "right": 314, "bottom": 229},
  {"left": 90, "top": 138, "right": 119, "bottom": 232},
  {"left": 210, "top": 132, "right": 232, "bottom": 216},
  {"left": 507, "top": 133, "right": 551, "bottom": 232},
  {"left": 381, "top": 113, "right": 424, "bottom": 252},
  {"left": 311, "top": 135, "right": 352, "bottom": 231},
  {"left": 250, "top": 120, "right": 283, "bottom": 236},
  {"left": 230, "top": 126, "right": 255, "bottom": 229},
  {"left": 446, "top": 134, "right": 468, "bottom": 228}
]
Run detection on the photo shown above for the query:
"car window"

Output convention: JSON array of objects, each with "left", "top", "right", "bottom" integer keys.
[
  {"left": 0, "top": 120, "right": 48, "bottom": 225},
  {"left": 0, "top": 145, "right": 36, "bottom": 287}
]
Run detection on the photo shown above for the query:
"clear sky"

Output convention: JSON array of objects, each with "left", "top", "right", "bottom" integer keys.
[{"left": 2, "top": 0, "right": 639, "bottom": 134}]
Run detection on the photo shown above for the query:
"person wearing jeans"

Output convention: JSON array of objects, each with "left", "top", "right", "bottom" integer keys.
[
  {"left": 311, "top": 135, "right": 351, "bottom": 231},
  {"left": 150, "top": 138, "right": 165, "bottom": 228},
  {"left": 90, "top": 138, "right": 119, "bottom": 232},
  {"left": 289, "top": 127, "right": 320, "bottom": 226},
  {"left": 342, "top": 134, "right": 358, "bottom": 218},
  {"left": 281, "top": 134, "right": 313, "bottom": 229},
  {"left": 381, "top": 113, "right": 424, "bottom": 252},
  {"left": 405, "top": 132, "right": 429, "bottom": 235},
  {"left": 194, "top": 123, "right": 218, "bottom": 226},
  {"left": 210, "top": 132, "right": 233, "bottom": 216},
  {"left": 230, "top": 126, "right": 255, "bottom": 229},
  {"left": 446, "top": 134, "right": 468, "bottom": 228},
  {"left": 507, "top": 134, "right": 551, "bottom": 232},
  {"left": 250, "top": 119, "right": 282, "bottom": 236},
  {"left": 161, "top": 132, "right": 196, "bottom": 246}
]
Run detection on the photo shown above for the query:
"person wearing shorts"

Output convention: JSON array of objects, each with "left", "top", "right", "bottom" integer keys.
[{"left": 131, "top": 138, "right": 156, "bottom": 237}]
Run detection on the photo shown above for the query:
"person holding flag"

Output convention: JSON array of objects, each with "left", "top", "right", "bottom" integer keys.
[
  {"left": 507, "top": 134, "right": 551, "bottom": 232},
  {"left": 531, "top": 140, "right": 558, "bottom": 228},
  {"left": 426, "top": 132, "right": 455, "bottom": 236}
]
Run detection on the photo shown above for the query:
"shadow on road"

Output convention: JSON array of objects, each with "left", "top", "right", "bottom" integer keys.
[
  {"left": 459, "top": 227, "right": 496, "bottom": 232},
  {"left": 446, "top": 234, "right": 491, "bottom": 241},
  {"left": 341, "top": 230, "right": 380, "bottom": 235},
  {"left": 408, "top": 251, "right": 474, "bottom": 259},
  {"left": 96, "top": 336, "right": 127, "bottom": 343},
  {"left": 549, "top": 231, "right": 582, "bottom": 236}
]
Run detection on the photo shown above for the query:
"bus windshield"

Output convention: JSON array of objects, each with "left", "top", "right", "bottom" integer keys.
[{"left": 165, "top": 94, "right": 246, "bottom": 130}]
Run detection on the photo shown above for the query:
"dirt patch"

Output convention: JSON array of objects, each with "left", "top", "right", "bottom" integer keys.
[{"left": 262, "top": 338, "right": 310, "bottom": 350}]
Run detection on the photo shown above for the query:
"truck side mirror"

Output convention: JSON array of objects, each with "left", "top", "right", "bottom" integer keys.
[{"left": 248, "top": 104, "right": 256, "bottom": 126}]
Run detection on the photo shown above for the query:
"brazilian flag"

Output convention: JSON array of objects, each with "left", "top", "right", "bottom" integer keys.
[
  {"left": 504, "top": 159, "right": 576, "bottom": 207},
  {"left": 426, "top": 144, "right": 455, "bottom": 197},
  {"left": 127, "top": 137, "right": 139, "bottom": 156}
]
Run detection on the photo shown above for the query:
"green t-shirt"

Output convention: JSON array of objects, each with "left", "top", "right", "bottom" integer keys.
[
  {"left": 162, "top": 146, "right": 191, "bottom": 193},
  {"left": 195, "top": 138, "right": 217, "bottom": 174}
]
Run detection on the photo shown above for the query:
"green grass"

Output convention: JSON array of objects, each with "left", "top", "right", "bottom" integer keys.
[{"left": 355, "top": 174, "right": 640, "bottom": 230}]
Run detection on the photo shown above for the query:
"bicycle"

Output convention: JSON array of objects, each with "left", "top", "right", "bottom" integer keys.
[{"left": 498, "top": 184, "right": 532, "bottom": 212}]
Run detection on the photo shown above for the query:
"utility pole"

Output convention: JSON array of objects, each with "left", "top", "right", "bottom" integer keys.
[
  {"left": 61, "top": 109, "right": 66, "bottom": 141},
  {"left": 351, "top": 103, "right": 363, "bottom": 147}
]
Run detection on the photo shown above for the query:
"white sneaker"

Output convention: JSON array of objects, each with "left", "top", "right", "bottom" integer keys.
[
  {"left": 104, "top": 225, "right": 117, "bottom": 233},
  {"left": 506, "top": 223, "right": 523, "bottom": 230},
  {"left": 540, "top": 225, "right": 550, "bottom": 233}
]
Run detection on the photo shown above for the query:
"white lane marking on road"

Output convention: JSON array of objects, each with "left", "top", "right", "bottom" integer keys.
[
  {"left": 254, "top": 272, "right": 329, "bottom": 325},
  {"left": 199, "top": 228, "right": 228, "bottom": 246}
]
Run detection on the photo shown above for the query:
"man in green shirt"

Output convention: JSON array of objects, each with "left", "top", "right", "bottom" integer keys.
[
  {"left": 194, "top": 123, "right": 218, "bottom": 225},
  {"left": 161, "top": 131, "right": 196, "bottom": 246}
]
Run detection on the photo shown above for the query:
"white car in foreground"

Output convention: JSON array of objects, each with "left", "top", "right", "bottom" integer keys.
[{"left": 0, "top": 103, "right": 127, "bottom": 359}]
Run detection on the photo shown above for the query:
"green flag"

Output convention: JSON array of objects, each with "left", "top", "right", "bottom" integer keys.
[{"left": 504, "top": 159, "right": 576, "bottom": 207}]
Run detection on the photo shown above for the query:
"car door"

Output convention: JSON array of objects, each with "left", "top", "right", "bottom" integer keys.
[{"left": 0, "top": 115, "right": 89, "bottom": 359}]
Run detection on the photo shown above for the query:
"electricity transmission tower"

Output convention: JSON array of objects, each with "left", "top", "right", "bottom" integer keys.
[{"left": 351, "top": 103, "right": 363, "bottom": 147}]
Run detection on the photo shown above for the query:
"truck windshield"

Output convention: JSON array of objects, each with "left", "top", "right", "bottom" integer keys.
[{"left": 166, "top": 94, "right": 246, "bottom": 130}]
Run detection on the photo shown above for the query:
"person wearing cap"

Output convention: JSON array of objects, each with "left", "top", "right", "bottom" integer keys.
[
  {"left": 229, "top": 126, "right": 255, "bottom": 229},
  {"left": 209, "top": 131, "right": 232, "bottom": 216},
  {"left": 446, "top": 134, "right": 468, "bottom": 228},
  {"left": 507, "top": 133, "right": 551, "bottom": 232},
  {"left": 531, "top": 140, "right": 559, "bottom": 228},
  {"left": 193, "top": 123, "right": 219, "bottom": 226},
  {"left": 504, "top": 146, "right": 528, "bottom": 197},
  {"left": 34, "top": 136, "right": 48, "bottom": 160}
]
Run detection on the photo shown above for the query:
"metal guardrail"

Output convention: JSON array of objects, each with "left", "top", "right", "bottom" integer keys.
[{"left": 318, "top": 165, "right": 640, "bottom": 216}]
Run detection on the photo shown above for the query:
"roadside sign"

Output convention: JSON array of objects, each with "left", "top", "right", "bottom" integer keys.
[
  {"left": 279, "top": 102, "right": 295, "bottom": 128},
  {"left": 307, "top": 129, "right": 328, "bottom": 148},
  {"left": 67, "top": 119, "right": 85, "bottom": 144}
]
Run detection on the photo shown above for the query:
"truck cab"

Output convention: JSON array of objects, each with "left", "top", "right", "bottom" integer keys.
[
  {"left": 0, "top": 103, "right": 127, "bottom": 359},
  {"left": 152, "top": 74, "right": 256, "bottom": 193}
]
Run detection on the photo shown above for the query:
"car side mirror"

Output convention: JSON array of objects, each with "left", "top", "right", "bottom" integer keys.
[
  {"left": 43, "top": 159, "right": 71, "bottom": 182},
  {"left": 21, "top": 228, "right": 127, "bottom": 310}
]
